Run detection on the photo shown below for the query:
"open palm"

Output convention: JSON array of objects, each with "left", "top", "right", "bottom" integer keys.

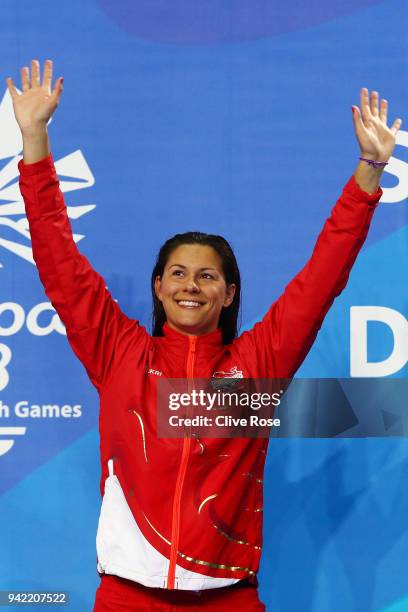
[
  {"left": 6, "top": 59, "right": 63, "bottom": 133},
  {"left": 352, "top": 88, "right": 402, "bottom": 162}
]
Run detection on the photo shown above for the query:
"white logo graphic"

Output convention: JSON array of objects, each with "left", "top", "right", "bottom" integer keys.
[
  {"left": 212, "top": 365, "right": 243, "bottom": 379},
  {"left": 0, "top": 426, "right": 26, "bottom": 457},
  {"left": 0, "top": 88, "right": 95, "bottom": 268},
  {"left": 0, "top": 302, "right": 66, "bottom": 337}
]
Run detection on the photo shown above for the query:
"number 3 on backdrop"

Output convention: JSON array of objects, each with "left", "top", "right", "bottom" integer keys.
[{"left": 0, "top": 343, "right": 11, "bottom": 391}]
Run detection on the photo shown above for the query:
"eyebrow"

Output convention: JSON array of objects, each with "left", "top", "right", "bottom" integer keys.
[{"left": 168, "top": 264, "right": 218, "bottom": 271}]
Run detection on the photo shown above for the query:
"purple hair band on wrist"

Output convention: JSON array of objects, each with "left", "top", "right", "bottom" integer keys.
[{"left": 359, "top": 157, "right": 388, "bottom": 168}]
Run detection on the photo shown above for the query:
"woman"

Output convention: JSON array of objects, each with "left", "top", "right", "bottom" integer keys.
[{"left": 8, "top": 60, "right": 402, "bottom": 611}]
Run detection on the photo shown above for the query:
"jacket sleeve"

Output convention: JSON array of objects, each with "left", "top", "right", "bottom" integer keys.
[
  {"left": 233, "top": 175, "right": 382, "bottom": 378},
  {"left": 19, "top": 153, "right": 148, "bottom": 391}
]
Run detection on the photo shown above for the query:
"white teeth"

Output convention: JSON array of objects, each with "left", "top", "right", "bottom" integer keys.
[{"left": 178, "top": 301, "right": 202, "bottom": 307}]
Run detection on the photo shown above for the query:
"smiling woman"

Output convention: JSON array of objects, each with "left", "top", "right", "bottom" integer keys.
[
  {"left": 8, "top": 59, "right": 402, "bottom": 611},
  {"left": 152, "top": 232, "right": 239, "bottom": 342}
]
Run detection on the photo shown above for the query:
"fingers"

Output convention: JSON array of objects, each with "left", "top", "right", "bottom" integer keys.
[
  {"left": 370, "top": 90, "right": 379, "bottom": 117},
  {"left": 360, "top": 88, "right": 372, "bottom": 124},
  {"left": 391, "top": 117, "right": 403, "bottom": 136},
  {"left": 360, "top": 87, "right": 397, "bottom": 126},
  {"left": 42, "top": 59, "right": 53, "bottom": 92},
  {"left": 6, "top": 77, "right": 18, "bottom": 100},
  {"left": 379, "top": 98, "right": 388, "bottom": 123},
  {"left": 21, "top": 66, "right": 30, "bottom": 91},
  {"left": 31, "top": 59, "right": 40, "bottom": 87},
  {"left": 15, "top": 60, "right": 57, "bottom": 94},
  {"left": 50, "top": 76, "right": 64, "bottom": 106},
  {"left": 360, "top": 88, "right": 382, "bottom": 120},
  {"left": 352, "top": 104, "right": 365, "bottom": 134}
]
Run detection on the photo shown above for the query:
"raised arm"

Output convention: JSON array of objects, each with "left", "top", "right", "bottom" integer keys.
[
  {"left": 233, "top": 88, "right": 402, "bottom": 378},
  {"left": 7, "top": 60, "right": 147, "bottom": 390}
]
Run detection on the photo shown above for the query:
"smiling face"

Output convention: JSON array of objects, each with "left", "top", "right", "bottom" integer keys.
[{"left": 154, "top": 244, "right": 236, "bottom": 337}]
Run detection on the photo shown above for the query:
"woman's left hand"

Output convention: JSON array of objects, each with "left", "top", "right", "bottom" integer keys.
[{"left": 352, "top": 88, "right": 402, "bottom": 162}]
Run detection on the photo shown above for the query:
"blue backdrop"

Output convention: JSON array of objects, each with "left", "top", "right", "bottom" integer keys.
[{"left": 0, "top": 1, "right": 407, "bottom": 610}]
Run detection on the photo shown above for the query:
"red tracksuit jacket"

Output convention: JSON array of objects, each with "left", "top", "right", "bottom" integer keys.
[{"left": 19, "top": 154, "right": 382, "bottom": 591}]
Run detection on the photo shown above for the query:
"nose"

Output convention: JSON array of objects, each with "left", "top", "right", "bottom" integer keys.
[
  {"left": 180, "top": 273, "right": 200, "bottom": 293},
  {"left": 186, "top": 277, "right": 200, "bottom": 293}
]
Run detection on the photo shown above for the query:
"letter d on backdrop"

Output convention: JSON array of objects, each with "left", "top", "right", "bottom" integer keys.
[{"left": 350, "top": 306, "right": 408, "bottom": 376}]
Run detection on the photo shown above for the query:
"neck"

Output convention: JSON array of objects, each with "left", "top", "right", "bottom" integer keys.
[{"left": 166, "top": 319, "right": 218, "bottom": 337}]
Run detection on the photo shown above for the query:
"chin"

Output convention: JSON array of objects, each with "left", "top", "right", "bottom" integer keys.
[
  {"left": 176, "top": 319, "right": 203, "bottom": 332},
  {"left": 171, "top": 317, "right": 210, "bottom": 335}
]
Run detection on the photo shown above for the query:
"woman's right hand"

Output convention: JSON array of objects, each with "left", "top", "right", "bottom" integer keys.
[{"left": 6, "top": 59, "right": 63, "bottom": 135}]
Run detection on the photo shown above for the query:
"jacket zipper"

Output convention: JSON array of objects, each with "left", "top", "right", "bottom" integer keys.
[{"left": 166, "top": 335, "right": 196, "bottom": 589}]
